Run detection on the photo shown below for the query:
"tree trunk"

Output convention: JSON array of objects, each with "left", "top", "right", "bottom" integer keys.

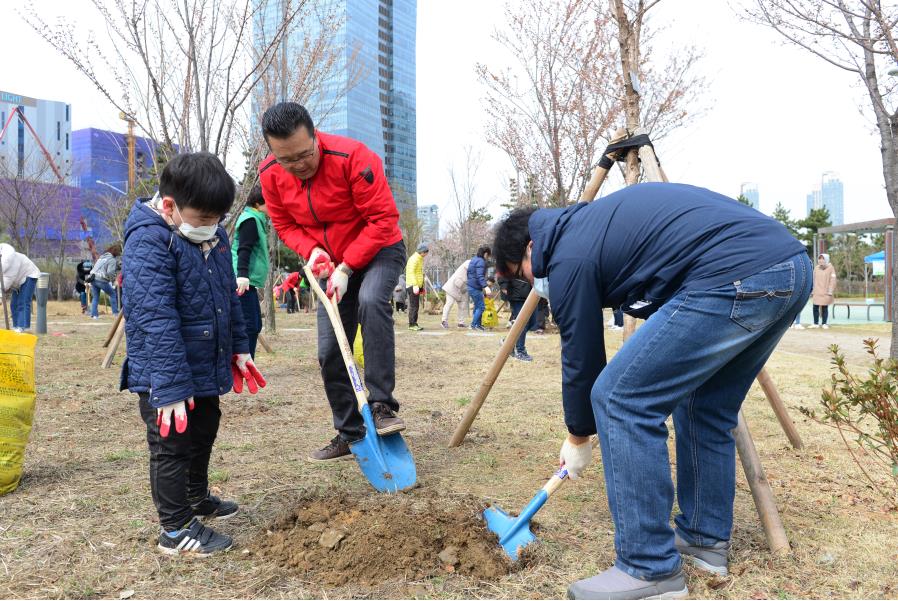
[{"left": 263, "top": 226, "right": 277, "bottom": 335}]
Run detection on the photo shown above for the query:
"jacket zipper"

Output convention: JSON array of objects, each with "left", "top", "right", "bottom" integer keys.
[{"left": 304, "top": 179, "right": 335, "bottom": 258}]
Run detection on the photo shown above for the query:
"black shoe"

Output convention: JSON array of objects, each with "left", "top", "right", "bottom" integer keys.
[
  {"left": 191, "top": 492, "right": 239, "bottom": 520},
  {"left": 157, "top": 517, "right": 232, "bottom": 557},
  {"left": 371, "top": 402, "right": 406, "bottom": 435},
  {"left": 512, "top": 350, "right": 533, "bottom": 362},
  {"left": 308, "top": 435, "right": 353, "bottom": 462}
]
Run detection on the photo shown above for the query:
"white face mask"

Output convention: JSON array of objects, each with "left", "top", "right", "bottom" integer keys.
[
  {"left": 174, "top": 204, "right": 218, "bottom": 243},
  {"left": 533, "top": 277, "right": 550, "bottom": 299}
]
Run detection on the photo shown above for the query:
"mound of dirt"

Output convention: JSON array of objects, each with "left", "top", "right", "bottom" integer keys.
[{"left": 255, "top": 492, "right": 515, "bottom": 585}]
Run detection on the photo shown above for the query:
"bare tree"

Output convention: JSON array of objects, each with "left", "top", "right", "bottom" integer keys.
[
  {"left": 23, "top": 0, "right": 310, "bottom": 166},
  {"left": 447, "top": 146, "right": 489, "bottom": 259},
  {"left": 0, "top": 153, "right": 66, "bottom": 256},
  {"left": 478, "top": 0, "right": 621, "bottom": 206},
  {"left": 745, "top": 0, "right": 898, "bottom": 356},
  {"left": 47, "top": 188, "right": 79, "bottom": 301},
  {"left": 479, "top": 0, "right": 703, "bottom": 206}
]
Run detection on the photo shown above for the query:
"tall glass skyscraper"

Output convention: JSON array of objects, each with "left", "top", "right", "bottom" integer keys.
[
  {"left": 805, "top": 172, "right": 844, "bottom": 225},
  {"left": 740, "top": 182, "right": 759, "bottom": 210},
  {"left": 254, "top": 0, "right": 417, "bottom": 214}
]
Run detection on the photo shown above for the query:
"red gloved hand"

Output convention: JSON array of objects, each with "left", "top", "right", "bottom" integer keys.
[
  {"left": 308, "top": 247, "right": 334, "bottom": 279},
  {"left": 232, "top": 353, "right": 267, "bottom": 394},
  {"left": 156, "top": 398, "right": 195, "bottom": 438}
]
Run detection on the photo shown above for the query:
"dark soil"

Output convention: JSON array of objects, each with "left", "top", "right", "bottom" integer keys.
[{"left": 255, "top": 490, "right": 516, "bottom": 586}]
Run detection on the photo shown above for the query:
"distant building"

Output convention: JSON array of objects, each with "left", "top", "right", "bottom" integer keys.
[
  {"left": 0, "top": 89, "right": 72, "bottom": 183},
  {"left": 417, "top": 204, "right": 439, "bottom": 244},
  {"left": 805, "top": 172, "right": 843, "bottom": 225},
  {"left": 72, "top": 128, "right": 167, "bottom": 243},
  {"left": 740, "top": 182, "right": 759, "bottom": 210},
  {"left": 253, "top": 0, "right": 417, "bottom": 214}
]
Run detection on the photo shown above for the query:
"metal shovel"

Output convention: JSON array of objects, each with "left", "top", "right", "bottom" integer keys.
[
  {"left": 304, "top": 265, "right": 416, "bottom": 493},
  {"left": 484, "top": 437, "right": 597, "bottom": 560}
]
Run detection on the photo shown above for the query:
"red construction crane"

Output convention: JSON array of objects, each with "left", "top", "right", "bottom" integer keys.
[{"left": 0, "top": 106, "right": 98, "bottom": 260}]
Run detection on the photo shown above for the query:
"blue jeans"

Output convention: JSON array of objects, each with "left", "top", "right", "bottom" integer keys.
[
  {"left": 239, "top": 286, "right": 262, "bottom": 359},
  {"left": 590, "top": 252, "right": 812, "bottom": 580},
  {"left": 90, "top": 280, "right": 119, "bottom": 317},
  {"left": 10, "top": 277, "right": 37, "bottom": 329},
  {"left": 510, "top": 300, "right": 536, "bottom": 353},
  {"left": 469, "top": 288, "right": 485, "bottom": 328}
]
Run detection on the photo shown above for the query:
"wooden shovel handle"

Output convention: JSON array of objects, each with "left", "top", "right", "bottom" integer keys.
[{"left": 303, "top": 265, "right": 369, "bottom": 411}]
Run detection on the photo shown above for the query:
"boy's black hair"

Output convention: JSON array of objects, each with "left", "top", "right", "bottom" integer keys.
[
  {"left": 262, "top": 102, "right": 315, "bottom": 140},
  {"left": 476, "top": 245, "right": 492, "bottom": 258},
  {"left": 493, "top": 208, "right": 537, "bottom": 275},
  {"left": 160, "top": 152, "right": 235, "bottom": 216},
  {"left": 246, "top": 185, "right": 265, "bottom": 207}
]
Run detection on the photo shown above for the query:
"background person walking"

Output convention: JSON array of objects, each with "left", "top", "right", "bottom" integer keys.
[
  {"left": 441, "top": 259, "right": 471, "bottom": 329},
  {"left": 405, "top": 243, "right": 428, "bottom": 331}
]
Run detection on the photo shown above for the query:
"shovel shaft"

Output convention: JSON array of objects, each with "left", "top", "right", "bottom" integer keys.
[
  {"left": 303, "top": 265, "right": 368, "bottom": 411},
  {"left": 498, "top": 489, "right": 549, "bottom": 546}
]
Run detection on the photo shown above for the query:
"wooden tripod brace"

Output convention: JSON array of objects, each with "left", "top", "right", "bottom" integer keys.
[{"left": 449, "top": 131, "right": 795, "bottom": 554}]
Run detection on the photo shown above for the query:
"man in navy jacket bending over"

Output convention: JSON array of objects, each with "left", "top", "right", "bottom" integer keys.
[{"left": 492, "top": 183, "right": 810, "bottom": 600}]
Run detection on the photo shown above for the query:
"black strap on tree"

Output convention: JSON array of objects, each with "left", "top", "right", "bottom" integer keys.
[{"left": 597, "top": 133, "right": 659, "bottom": 170}]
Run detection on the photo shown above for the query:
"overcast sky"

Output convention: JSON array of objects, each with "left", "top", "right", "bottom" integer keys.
[{"left": 7, "top": 1, "right": 893, "bottom": 232}]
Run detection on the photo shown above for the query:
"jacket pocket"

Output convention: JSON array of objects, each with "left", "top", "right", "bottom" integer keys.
[
  {"left": 730, "top": 261, "right": 795, "bottom": 332},
  {"left": 181, "top": 322, "right": 215, "bottom": 372}
]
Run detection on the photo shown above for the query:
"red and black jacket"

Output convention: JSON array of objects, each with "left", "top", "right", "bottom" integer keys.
[{"left": 259, "top": 131, "right": 403, "bottom": 271}]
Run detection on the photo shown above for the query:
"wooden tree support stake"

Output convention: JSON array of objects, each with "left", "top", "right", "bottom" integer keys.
[
  {"left": 756, "top": 367, "right": 803, "bottom": 449},
  {"left": 257, "top": 333, "right": 274, "bottom": 354},
  {"left": 103, "top": 312, "right": 124, "bottom": 348},
  {"left": 734, "top": 410, "right": 791, "bottom": 554},
  {"left": 101, "top": 316, "right": 126, "bottom": 369}
]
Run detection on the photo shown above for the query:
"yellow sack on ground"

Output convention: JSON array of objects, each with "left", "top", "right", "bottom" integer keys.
[
  {"left": 353, "top": 324, "right": 364, "bottom": 369},
  {"left": 0, "top": 330, "right": 37, "bottom": 496},
  {"left": 482, "top": 297, "right": 499, "bottom": 329}
]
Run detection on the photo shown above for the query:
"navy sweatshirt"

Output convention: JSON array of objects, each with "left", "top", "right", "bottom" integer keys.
[{"left": 529, "top": 182, "right": 806, "bottom": 436}]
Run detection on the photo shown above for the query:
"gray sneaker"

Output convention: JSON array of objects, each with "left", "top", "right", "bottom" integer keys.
[
  {"left": 674, "top": 533, "right": 729, "bottom": 576},
  {"left": 567, "top": 566, "right": 688, "bottom": 600}
]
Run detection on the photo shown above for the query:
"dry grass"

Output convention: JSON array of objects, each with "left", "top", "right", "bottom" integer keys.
[{"left": 0, "top": 301, "right": 896, "bottom": 599}]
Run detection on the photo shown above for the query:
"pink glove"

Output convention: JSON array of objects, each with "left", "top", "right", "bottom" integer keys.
[
  {"left": 156, "top": 398, "right": 195, "bottom": 438},
  {"left": 308, "top": 247, "right": 334, "bottom": 279},
  {"left": 232, "top": 353, "right": 267, "bottom": 394}
]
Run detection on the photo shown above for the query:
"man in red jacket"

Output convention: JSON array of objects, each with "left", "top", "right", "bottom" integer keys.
[{"left": 259, "top": 102, "right": 407, "bottom": 461}]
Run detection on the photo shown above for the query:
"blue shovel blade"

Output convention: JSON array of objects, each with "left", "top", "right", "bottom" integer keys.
[
  {"left": 349, "top": 403, "right": 417, "bottom": 493},
  {"left": 483, "top": 504, "right": 537, "bottom": 561}
]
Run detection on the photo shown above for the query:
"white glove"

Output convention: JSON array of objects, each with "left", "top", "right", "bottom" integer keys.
[
  {"left": 236, "top": 277, "right": 250, "bottom": 296},
  {"left": 559, "top": 436, "right": 593, "bottom": 480},
  {"left": 156, "top": 398, "right": 195, "bottom": 438},
  {"left": 326, "top": 263, "right": 351, "bottom": 303},
  {"left": 308, "top": 247, "right": 334, "bottom": 278},
  {"left": 484, "top": 286, "right": 492, "bottom": 296},
  {"left": 413, "top": 285, "right": 420, "bottom": 295}
]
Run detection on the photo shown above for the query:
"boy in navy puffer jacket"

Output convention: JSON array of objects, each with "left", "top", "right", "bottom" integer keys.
[{"left": 121, "top": 152, "right": 267, "bottom": 557}]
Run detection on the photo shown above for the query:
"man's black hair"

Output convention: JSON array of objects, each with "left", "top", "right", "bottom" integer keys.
[
  {"left": 262, "top": 102, "right": 315, "bottom": 140},
  {"left": 476, "top": 245, "right": 492, "bottom": 258},
  {"left": 246, "top": 185, "right": 265, "bottom": 207},
  {"left": 493, "top": 207, "right": 537, "bottom": 275},
  {"left": 159, "top": 152, "right": 235, "bottom": 216}
]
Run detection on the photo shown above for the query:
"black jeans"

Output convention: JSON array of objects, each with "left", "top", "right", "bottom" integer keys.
[
  {"left": 286, "top": 289, "right": 298, "bottom": 313},
  {"left": 510, "top": 300, "right": 536, "bottom": 353},
  {"left": 239, "top": 286, "right": 262, "bottom": 358},
  {"left": 613, "top": 308, "right": 624, "bottom": 327},
  {"left": 138, "top": 394, "right": 221, "bottom": 530},
  {"left": 812, "top": 304, "right": 829, "bottom": 325},
  {"left": 317, "top": 241, "right": 406, "bottom": 440},
  {"left": 406, "top": 286, "right": 420, "bottom": 326}
]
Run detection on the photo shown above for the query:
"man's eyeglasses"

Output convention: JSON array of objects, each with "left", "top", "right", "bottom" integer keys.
[{"left": 276, "top": 138, "right": 317, "bottom": 166}]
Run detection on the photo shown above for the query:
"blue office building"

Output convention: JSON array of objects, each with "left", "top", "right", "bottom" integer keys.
[
  {"left": 72, "top": 128, "right": 164, "bottom": 243},
  {"left": 254, "top": 0, "right": 417, "bottom": 214},
  {"left": 805, "top": 172, "right": 844, "bottom": 225}
]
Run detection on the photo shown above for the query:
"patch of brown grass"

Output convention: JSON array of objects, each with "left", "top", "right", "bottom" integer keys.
[{"left": 0, "top": 301, "right": 895, "bottom": 598}]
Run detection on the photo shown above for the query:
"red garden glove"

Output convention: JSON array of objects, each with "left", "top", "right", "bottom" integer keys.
[
  {"left": 308, "top": 247, "right": 334, "bottom": 279},
  {"left": 156, "top": 398, "right": 195, "bottom": 438},
  {"left": 232, "top": 353, "right": 267, "bottom": 394}
]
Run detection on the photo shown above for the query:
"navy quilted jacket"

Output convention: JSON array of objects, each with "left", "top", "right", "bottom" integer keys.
[{"left": 119, "top": 200, "right": 250, "bottom": 408}]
